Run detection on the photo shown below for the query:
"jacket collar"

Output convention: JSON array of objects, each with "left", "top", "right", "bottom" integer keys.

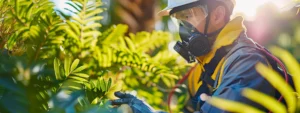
[{"left": 196, "top": 16, "right": 245, "bottom": 65}]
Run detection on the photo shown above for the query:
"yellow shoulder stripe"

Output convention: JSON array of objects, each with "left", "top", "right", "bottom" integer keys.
[
  {"left": 188, "top": 64, "right": 203, "bottom": 96},
  {"left": 216, "top": 59, "right": 228, "bottom": 90},
  {"left": 188, "top": 57, "right": 226, "bottom": 96}
]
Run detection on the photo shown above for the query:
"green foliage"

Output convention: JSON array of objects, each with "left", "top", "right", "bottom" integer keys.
[
  {"left": 54, "top": 57, "right": 89, "bottom": 92},
  {"left": 0, "top": 0, "right": 190, "bottom": 112}
]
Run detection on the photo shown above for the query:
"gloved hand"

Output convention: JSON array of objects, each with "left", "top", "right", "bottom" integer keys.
[{"left": 111, "top": 91, "right": 155, "bottom": 113}]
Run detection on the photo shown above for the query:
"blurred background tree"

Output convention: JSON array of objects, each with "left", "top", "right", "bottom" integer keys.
[{"left": 114, "top": 0, "right": 157, "bottom": 33}]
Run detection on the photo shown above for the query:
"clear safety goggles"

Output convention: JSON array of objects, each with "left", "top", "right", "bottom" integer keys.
[{"left": 170, "top": 5, "right": 208, "bottom": 32}]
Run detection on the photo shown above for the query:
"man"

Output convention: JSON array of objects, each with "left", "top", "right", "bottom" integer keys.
[{"left": 111, "top": 0, "right": 283, "bottom": 112}]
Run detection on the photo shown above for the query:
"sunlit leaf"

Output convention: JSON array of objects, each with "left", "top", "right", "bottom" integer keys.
[
  {"left": 65, "top": 28, "right": 79, "bottom": 40},
  {"left": 100, "top": 78, "right": 106, "bottom": 91},
  {"left": 91, "top": 97, "right": 100, "bottom": 104},
  {"left": 70, "top": 59, "right": 79, "bottom": 73},
  {"left": 84, "top": 16, "right": 103, "bottom": 24},
  {"left": 82, "top": 31, "right": 101, "bottom": 38},
  {"left": 64, "top": 57, "right": 72, "bottom": 76},
  {"left": 66, "top": 21, "right": 80, "bottom": 35},
  {"left": 102, "top": 24, "right": 128, "bottom": 44},
  {"left": 124, "top": 37, "right": 135, "bottom": 50},
  {"left": 242, "top": 88, "right": 287, "bottom": 113},
  {"left": 83, "top": 23, "right": 102, "bottom": 30},
  {"left": 73, "top": 65, "right": 88, "bottom": 73},
  {"left": 107, "top": 78, "right": 112, "bottom": 91},
  {"left": 269, "top": 46, "right": 300, "bottom": 95},
  {"left": 161, "top": 77, "right": 171, "bottom": 87},
  {"left": 106, "top": 81, "right": 123, "bottom": 100},
  {"left": 85, "top": 9, "right": 103, "bottom": 19},
  {"left": 206, "top": 97, "right": 263, "bottom": 113},
  {"left": 162, "top": 73, "right": 179, "bottom": 80},
  {"left": 69, "top": 76, "right": 88, "bottom": 82},
  {"left": 73, "top": 73, "right": 89, "bottom": 78},
  {"left": 54, "top": 58, "right": 62, "bottom": 80},
  {"left": 256, "top": 63, "right": 296, "bottom": 113}
]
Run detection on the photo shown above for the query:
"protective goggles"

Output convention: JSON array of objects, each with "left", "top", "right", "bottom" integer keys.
[{"left": 170, "top": 5, "right": 208, "bottom": 33}]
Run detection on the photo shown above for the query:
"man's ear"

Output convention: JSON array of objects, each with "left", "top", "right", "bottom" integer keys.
[{"left": 211, "top": 6, "right": 226, "bottom": 25}]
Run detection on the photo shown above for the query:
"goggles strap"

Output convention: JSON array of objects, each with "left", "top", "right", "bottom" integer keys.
[
  {"left": 204, "top": 1, "right": 212, "bottom": 36},
  {"left": 204, "top": 2, "right": 223, "bottom": 37},
  {"left": 204, "top": 12, "right": 210, "bottom": 36}
]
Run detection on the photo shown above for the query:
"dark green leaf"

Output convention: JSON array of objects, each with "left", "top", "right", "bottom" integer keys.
[
  {"left": 107, "top": 78, "right": 112, "bottom": 91},
  {"left": 100, "top": 78, "right": 106, "bottom": 91},
  {"left": 66, "top": 1, "right": 82, "bottom": 12}
]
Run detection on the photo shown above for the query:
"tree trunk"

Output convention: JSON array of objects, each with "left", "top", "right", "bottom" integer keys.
[{"left": 115, "top": 0, "right": 157, "bottom": 33}]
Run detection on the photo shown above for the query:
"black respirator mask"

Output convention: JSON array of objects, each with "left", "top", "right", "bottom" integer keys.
[
  {"left": 171, "top": 5, "right": 222, "bottom": 63},
  {"left": 173, "top": 21, "right": 211, "bottom": 63}
]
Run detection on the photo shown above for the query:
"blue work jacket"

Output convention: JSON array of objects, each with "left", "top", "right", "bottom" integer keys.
[{"left": 185, "top": 17, "right": 277, "bottom": 113}]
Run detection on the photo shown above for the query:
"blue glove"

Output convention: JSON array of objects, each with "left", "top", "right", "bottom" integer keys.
[{"left": 111, "top": 91, "right": 156, "bottom": 113}]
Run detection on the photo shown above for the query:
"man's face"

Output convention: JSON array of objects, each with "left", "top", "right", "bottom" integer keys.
[
  {"left": 171, "top": 6, "right": 208, "bottom": 33},
  {"left": 171, "top": 5, "right": 227, "bottom": 34}
]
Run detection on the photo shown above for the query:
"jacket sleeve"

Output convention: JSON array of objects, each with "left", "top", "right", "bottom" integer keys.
[{"left": 201, "top": 49, "right": 275, "bottom": 113}]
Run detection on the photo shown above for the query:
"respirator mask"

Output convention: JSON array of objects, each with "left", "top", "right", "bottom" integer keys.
[{"left": 171, "top": 4, "right": 221, "bottom": 63}]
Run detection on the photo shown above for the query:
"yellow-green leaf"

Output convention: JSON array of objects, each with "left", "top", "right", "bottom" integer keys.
[
  {"left": 85, "top": 9, "right": 103, "bottom": 19},
  {"left": 73, "top": 73, "right": 89, "bottom": 78},
  {"left": 242, "top": 88, "right": 287, "bottom": 113},
  {"left": 107, "top": 78, "right": 112, "bottom": 91},
  {"left": 73, "top": 65, "right": 88, "bottom": 73},
  {"left": 124, "top": 37, "right": 135, "bottom": 50},
  {"left": 65, "top": 28, "right": 79, "bottom": 40},
  {"left": 256, "top": 63, "right": 296, "bottom": 113},
  {"left": 206, "top": 97, "right": 263, "bottom": 113},
  {"left": 69, "top": 76, "right": 88, "bottom": 82},
  {"left": 107, "top": 81, "right": 123, "bottom": 100},
  {"left": 82, "top": 31, "right": 101, "bottom": 38},
  {"left": 91, "top": 97, "right": 100, "bottom": 105},
  {"left": 161, "top": 77, "right": 171, "bottom": 87},
  {"left": 269, "top": 46, "right": 300, "bottom": 95},
  {"left": 71, "top": 16, "right": 84, "bottom": 25},
  {"left": 84, "top": 16, "right": 103, "bottom": 24},
  {"left": 66, "top": 21, "right": 80, "bottom": 35},
  {"left": 64, "top": 57, "right": 72, "bottom": 76},
  {"left": 70, "top": 59, "right": 79, "bottom": 73},
  {"left": 83, "top": 23, "right": 102, "bottom": 30},
  {"left": 54, "top": 58, "right": 62, "bottom": 80},
  {"left": 103, "top": 24, "right": 128, "bottom": 44},
  {"left": 162, "top": 73, "right": 179, "bottom": 80},
  {"left": 100, "top": 78, "right": 106, "bottom": 91}
]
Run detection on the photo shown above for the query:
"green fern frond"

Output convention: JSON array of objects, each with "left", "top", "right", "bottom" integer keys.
[
  {"left": 130, "top": 31, "right": 172, "bottom": 52},
  {"left": 84, "top": 77, "right": 112, "bottom": 103},
  {"left": 4, "top": 0, "right": 64, "bottom": 60},
  {"left": 101, "top": 24, "right": 128, "bottom": 45},
  {"left": 62, "top": 0, "right": 103, "bottom": 53},
  {"left": 54, "top": 57, "right": 90, "bottom": 92}
]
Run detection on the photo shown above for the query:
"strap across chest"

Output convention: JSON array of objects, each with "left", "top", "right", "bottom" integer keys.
[{"left": 188, "top": 45, "right": 232, "bottom": 96}]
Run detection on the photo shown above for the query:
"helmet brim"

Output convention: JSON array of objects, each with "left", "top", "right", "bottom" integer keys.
[
  {"left": 157, "top": 0, "right": 201, "bottom": 16},
  {"left": 157, "top": 8, "right": 171, "bottom": 16}
]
